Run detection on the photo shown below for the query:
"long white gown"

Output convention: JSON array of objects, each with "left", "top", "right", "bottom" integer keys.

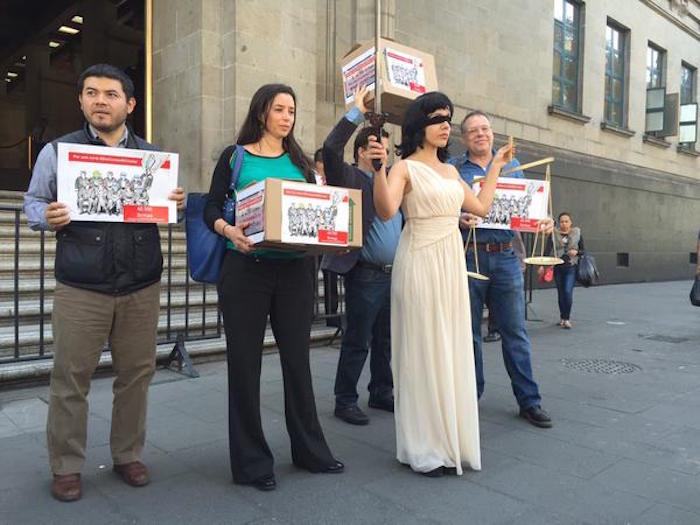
[{"left": 391, "top": 159, "right": 481, "bottom": 475}]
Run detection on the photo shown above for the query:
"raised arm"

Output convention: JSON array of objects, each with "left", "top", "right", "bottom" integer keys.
[
  {"left": 373, "top": 159, "right": 409, "bottom": 221},
  {"left": 323, "top": 86, "right": 368, "bottom": 186},
  {"left": 459, "top": 144, "right": 511, "bottom": 217}
]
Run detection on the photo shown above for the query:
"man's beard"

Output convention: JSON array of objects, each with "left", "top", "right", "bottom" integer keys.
[{"left": 90, "top": 114, "right": 127, "bottom": 134}]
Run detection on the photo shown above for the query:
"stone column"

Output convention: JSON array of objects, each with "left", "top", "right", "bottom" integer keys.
[{"left": 152, "top": 0, "right": 318, "bottom": 191}]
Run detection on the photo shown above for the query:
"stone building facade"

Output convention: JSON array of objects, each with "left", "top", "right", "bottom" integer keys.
[
  {"left": 2, "top": 0, "right": 691, "bottom": 283},
  {"left": 151, "top": 0, "right": 700, "bottom": 283}
]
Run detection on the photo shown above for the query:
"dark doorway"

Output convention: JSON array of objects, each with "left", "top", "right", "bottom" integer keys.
[{"left": 0, "top": 0, "right": 146, "bottom": 191}]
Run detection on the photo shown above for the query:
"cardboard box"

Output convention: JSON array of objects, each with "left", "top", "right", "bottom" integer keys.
[
  {"left": 341, "top": 38, "right": 439, "bottom": 124},
  {"left": 235, "top": 179, "right": 362, "bottom": 254}
]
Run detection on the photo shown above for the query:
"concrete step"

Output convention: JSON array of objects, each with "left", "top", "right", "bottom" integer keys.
[
  {"left": 0, "top": 323, "right": 341, "bottom": 381},
  {"left": 0, "top": 240, "right": 188, "bottom": 257},
  {"left": 0, "top": 309, "right": 223, "bottom": 354},
  {"left": 0, "top": 272, "right": 218, "bottom": 299},
  {"left": 0, "top": 257, "right": 189, "bottom": 275}
]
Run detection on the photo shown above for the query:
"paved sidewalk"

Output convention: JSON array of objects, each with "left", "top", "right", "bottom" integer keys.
[{"left": 1, "top": 280, "right": 699, "bottom": 524}]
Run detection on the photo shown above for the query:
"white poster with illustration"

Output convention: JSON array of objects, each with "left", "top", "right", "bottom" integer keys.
[
  {"left": 472, "top": 177, "right": 549, "bottom": 232},
  {"left": 281, "top": 181, "right": 350, "bottom": 246},
  {"left": 384, "top": 47, "right": 427, "bottom": 94},
  {"left": 56, "top": 143, "right": 179, "bottom": 223}
]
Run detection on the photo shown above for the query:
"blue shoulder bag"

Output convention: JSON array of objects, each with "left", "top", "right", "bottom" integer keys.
[{"left": 186, "top": 145, "right": 245, "bottom": 283}]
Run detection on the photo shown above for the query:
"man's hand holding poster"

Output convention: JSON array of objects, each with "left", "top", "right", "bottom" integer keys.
[
  {"left": 472, "top": 177, "right": 549, "bottom": 232},
  {"left": 56, "top": 143, "right": 179, "bottom": 224}
]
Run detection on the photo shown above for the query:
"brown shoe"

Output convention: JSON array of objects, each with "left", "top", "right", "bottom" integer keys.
[
  {"left": 113, "top": 461, "right": 150, "bottom": 487},
  {"left": 51, "top": 473, "right": 82, "bottom": 502}
]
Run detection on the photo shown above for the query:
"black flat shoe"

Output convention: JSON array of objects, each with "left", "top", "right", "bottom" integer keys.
[
  {"left": 421, "top": 467, "right": 445, "bottom": 478},
  {"left": 238, "top": 474, "right": 276, "bottom": 491},
  {"left": 294, "top": 460, "right": 345, "bottom": 474},
  {"left": 320, "top": 461, "right": 344, "bottom": 474}
]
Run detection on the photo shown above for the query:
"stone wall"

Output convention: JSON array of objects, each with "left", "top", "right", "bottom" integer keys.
[{"left": 151, "top": 0, "right": 699, "bottom": 282}]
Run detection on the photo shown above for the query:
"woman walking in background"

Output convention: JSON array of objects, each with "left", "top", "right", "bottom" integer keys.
[{"left": 539, "top": 212, "right": 584, "bottom": 329}]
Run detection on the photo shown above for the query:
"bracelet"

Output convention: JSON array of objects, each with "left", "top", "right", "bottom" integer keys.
[{"left": 222, "top": 224, "right": 231, "bottom": 237}]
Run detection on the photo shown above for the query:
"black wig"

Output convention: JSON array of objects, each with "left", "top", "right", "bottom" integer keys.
[{"left": 397, "top": 91, "right": 454, "bottom": 162}]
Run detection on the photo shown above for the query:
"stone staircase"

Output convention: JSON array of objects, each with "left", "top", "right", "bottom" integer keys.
[{"left": 0, "top": 190, "right": 342, "bottom": 381}]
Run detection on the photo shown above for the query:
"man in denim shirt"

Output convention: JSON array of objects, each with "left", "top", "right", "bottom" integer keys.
[{"left": 450, "top": 111, "right": 553, "bottom": 428}]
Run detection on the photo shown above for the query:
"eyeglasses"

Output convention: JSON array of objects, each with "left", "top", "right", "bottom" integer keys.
[{"left": 464, "top": 125, "right": 492, "bottom": 136}]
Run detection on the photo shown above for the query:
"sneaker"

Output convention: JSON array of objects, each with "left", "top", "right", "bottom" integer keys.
[
  {"left": 334, "top": 405, "right": 369, "bottom": 425},
  {"left": 519, "top": 406, "right": 553, "bottom": 428},
  {"left": 562, "top": 320, "right": 572, "bottom": 329},
  {"left": 483, "top": 331, "right": 502, "bottom": 343}
]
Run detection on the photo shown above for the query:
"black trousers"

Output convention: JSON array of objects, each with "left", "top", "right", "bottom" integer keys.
[{"left": 218, "top": 251, "right": 336, "bottom": 483}]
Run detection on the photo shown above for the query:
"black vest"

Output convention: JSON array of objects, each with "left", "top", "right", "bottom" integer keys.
[{"left": 52, "top": 125, "right": 164, "bottom": 295}]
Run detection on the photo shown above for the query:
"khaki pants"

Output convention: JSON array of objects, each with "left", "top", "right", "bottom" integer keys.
[{"left": 47, "top": 282, "right": 161, "bottom": 475}]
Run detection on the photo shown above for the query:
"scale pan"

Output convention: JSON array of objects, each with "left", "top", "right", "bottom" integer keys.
[
  {"left": 523, "top": 256, "right": 564, "bottom": 266},
  {"left": 467, "top": 271, "right": 490, "bottom": 281}
]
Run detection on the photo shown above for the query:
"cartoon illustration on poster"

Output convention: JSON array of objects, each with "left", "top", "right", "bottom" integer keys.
[
  {"left": 281, "top": 182, "right": 350, "bottom": 245},
  {"left": 384, "top": 47, "right": 427, "bottom": 94},
  {"left": 56, "top": 143, "right": 179, "bottom": 223},
  {"left": 472, "top": 177, "right": 549, "bottom": 232}
]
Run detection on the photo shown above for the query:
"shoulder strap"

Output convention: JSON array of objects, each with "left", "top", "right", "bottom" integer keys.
[{"left": 229, "top": 144, "right": 245, "bottom": 192}]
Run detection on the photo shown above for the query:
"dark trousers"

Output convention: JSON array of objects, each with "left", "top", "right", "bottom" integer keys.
[
  {"left": 554, "top": 264, "right": 576, "bottom": 320},
  {"left": 322, "top": 269, "right": 341, "bottom": 328},
  {"left": 334, "top": 265, "right": 393, "bottom": 409},
  {"left": 217, "top": 251, "right": 335, "bottom": 483}
]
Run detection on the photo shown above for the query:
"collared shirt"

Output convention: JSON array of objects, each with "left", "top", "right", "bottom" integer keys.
[
  {"left": 449, "top": 150, "right": 523, "bottom": 244},
  {"left": 24, "top": 125, "right": 129, "bottom": 231}
]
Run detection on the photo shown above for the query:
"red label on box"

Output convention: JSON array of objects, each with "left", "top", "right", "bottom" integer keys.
[
  {"left": 123, "top": 205, "right": 169, "bottom": 223},
  {"left": 510, "top": 217, "right": 540, "bottom": 232},
  {"left": 318, "top": 230, "right": 348, "bottom": 245},
  {"left": 409, "top": 82, "right": 426, "bottom": 93},
  {"left": 283, "top": 189, "right": 331, "bottom": 200}
]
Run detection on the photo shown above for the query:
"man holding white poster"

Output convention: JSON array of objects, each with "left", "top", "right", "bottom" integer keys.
[
  {"left": 450, "top": 111, "right": 553, "bottom": 429},
  {"left": 24, "top": 64, "right": 185, "bottom": 502}
]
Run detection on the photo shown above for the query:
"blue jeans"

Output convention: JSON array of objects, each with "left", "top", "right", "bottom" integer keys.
[
  {"left": 554, "top": 264, "right": 576, "bottom": 320},
  {"left": 334, "top": 265, "right": 393, "bottom": 409},
  {"left": 466, "top": 248, "right": 541, "bottom": 409}
]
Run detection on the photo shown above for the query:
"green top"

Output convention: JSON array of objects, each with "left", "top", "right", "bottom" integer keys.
[{"left": 229, "top": 150, "right": 307, "bottom": 259}]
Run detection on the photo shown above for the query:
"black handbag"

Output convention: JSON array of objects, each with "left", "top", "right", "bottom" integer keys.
[
  {"left": 576, "top": 253, "right": 599, "bottom": 288},
  {"left": 691, "top": 276, "right": 700, "bottom": 307}
]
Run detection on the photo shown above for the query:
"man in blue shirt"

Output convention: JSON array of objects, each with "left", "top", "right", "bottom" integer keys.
[
  {"left": 322, "top": 86, "right": 401, "bottom": 425},
  {"left": 450, "top": 110, "right": 553, "bottom": 428}
]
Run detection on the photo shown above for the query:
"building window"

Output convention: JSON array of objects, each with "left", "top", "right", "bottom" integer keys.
[
  {"left": 552, "top": 0, "right": 581, "bottom": 112},
  {"left": 680, "top": 63, "right": 698, "bottom": 147},
  {"left": 646, "top": 45, "right": 665, "bottom": 89},
  {"left": 645, "top": 43, "right": 666, "bottom": 135},
  {"left": 681, "top": 63, "right": 696, "bottom": 105},
  {"left": 604, "top": 22, "right": 628, "bottom": 127}
]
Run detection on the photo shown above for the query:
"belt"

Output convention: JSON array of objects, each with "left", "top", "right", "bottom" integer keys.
[
  {"left": 356, "top": 260, "right": 393, "bottom": 274},
  {"left": 466, "top": 241, "right": 512, "bottom": 252}
]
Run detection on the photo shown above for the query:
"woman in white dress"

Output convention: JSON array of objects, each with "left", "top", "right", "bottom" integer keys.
[{"left": 371, "top": 92, "right": 510, "bottom": 477}]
